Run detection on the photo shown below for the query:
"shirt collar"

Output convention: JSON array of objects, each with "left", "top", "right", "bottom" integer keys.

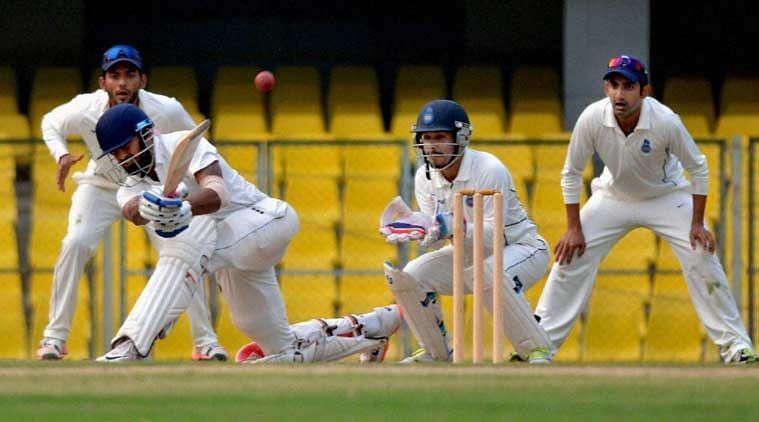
[
  {"left": 603, "top": 97, "right": 651, "bottom": 131},
  {"left": 431, "top": 148, "right": 472, "bottom": 188}
]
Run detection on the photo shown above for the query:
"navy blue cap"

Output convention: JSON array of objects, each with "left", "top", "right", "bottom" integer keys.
[
  {"left": 96, "top": 104, "right": 152, "bottom": 158},
  {"left": 603, "top": 55, "right": 648, "bottom": 87},
  {"left": 101, "top": 45, "right": 144, "bottom": 72}
]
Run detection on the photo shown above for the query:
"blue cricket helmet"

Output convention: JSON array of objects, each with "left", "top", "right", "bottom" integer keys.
[
  {"left": 412, "top": 99, "right": 470, "bottom": 134},
  {"left": 101, "top": 44, "right": 144, "bottom": 72},
  {"left": 412, "top": 99, "right": 472, "bottom": 149},
  {"left": 96, "top": 103, "right": 153, "bottom": 158}
]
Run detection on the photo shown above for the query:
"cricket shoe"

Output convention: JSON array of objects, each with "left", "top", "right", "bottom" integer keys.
[
  {"left": 360, "top": 305, "right": 403, "bottom": 363},
  {"left": 507, "top": 347, "right": 552, "bottom": 364},
  {"left": 192, "top": 343, "right": 229, "bottom": 362},
  {"left": 399, "top": 347, "right": 452, "bottom": 363},
  {"left": 96, "top": 338, "right": 141, "bottom": 362},
  {"left": 735, "top": 348, "right": 759, "bottom": 364},
  {"left": 36, "top": 338, "right": 68, "bottom": 361}
]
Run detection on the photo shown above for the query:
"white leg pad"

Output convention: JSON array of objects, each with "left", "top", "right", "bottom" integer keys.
[
  {"left": 383, "top": 262, "right": 450, "bottom": 360},
  {"left": 499, "top": 276, "right": 552, "bottom": 357},
  {"left": 114, "top": 217, "right": 217, "bottom": 355},
  {"left": 248, "top": 330, "right": 386, "bottom": 363},
  {"left": 113, "top": 257, "right": 199, "bottom": 355}
]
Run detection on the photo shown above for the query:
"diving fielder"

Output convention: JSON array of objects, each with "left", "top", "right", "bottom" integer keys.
[
  {"left": 94, "top": 104, "right": 400, "bottom": 362},
  {"left": 535, "top": 55, "right": 758, "bottom": 363},
  {"left": 380, "top": 99, "right": 552, "bottom": 363},
  {"left": 37, "top": 45, "right": 226, "bottom": 361}
]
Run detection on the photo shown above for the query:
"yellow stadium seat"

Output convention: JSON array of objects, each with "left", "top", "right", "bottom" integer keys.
[
  {"left": 216, "top": 142, "right": 260, "bottom": 185},
  {"left": 643, "top": 273, "right": 705, "bottom": 362},
  {"left": 0, "top": 114, "right": 30, "bottom": 140},
  {"left": 0, "top": 152, "right": 23, "bottom": 359},
  {"left": 390, "top": 66, "right": 446, "bottom": 138},
  {"left": 212, "top": 112, "right": 267, "bottom": 141},
  {"left": 662, "top": 76, "right": 714, "bottom": 136},
  {"left": 147, "top": 66, "right": 200, "bottom": 115},
  {"left": 340, "top": 177, "right": 399, "bottom": 270},
  {"left": 0, "top": 273, "right": 25, "bottom": 358},
  {"left": 0, "top": 66, "right": 19, "bottom": 114},
  {"left": 340, "top": 140, "right": 405, "bottom": 178},
  {"left": 280, "top": 274, "right": 338, "bottom": 322},
  {"left": 328, "top": 66, "right": 387, "bottom": 140},
  {"left": 583, "top": 274, "right": 649, "bottom": 362},
  {"left": 271, "top": 66, "right": 329, "bottom": 140},
  {"left": 509, "top": 66, "right": 563, "bottom": 138},
  {"left": 338, "top": 274, "right": 394, "bottom": 317},
  {"left": 715, "top": 75, "right": 759, "bottom": 137},
  {"left": 30, "top": 67, "right": 83, "bottom": 139},
  {"left": 453, "top": 66, "right": 508, "bottom": 137},
  {"left": 600, "top": 228, "right": 657, "bottom": 271},
  {"left": 211, "top": 66, "right": 265, "bottom": 117},
  {"left": 471, "top": 138, "right": 536, "bottom": 193}
]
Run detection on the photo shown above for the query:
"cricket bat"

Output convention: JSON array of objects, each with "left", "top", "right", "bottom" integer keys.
[{"left": 162, "top": 119, "right": 211, "bottom": 196}]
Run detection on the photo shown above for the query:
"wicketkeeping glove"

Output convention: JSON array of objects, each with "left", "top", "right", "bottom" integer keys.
[
  {"left": 420, "top": 212, "right": 464, "bottom": 248},
  {"left": 379, "top": 196, "right": 434, "bottom": 244}
]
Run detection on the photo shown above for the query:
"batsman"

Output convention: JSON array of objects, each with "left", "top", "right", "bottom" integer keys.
[
  {"left": 93, "top": 104, "right": 401, "bottom": 363},
  {"left": 380, "top": 99, "right": 553, "bottom": 363}
]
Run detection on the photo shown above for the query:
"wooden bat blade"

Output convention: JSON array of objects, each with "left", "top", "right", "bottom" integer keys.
[{"left": 163, "top": 119, "right": 211, "bottom": 196}]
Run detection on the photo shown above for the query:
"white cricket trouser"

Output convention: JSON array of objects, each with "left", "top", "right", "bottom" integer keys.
[
  {"left": 43, "top": 180, "right": 219, "bottom": 347},
  {"left": 209, "top": 201, "right": 300, "bottom": 355},
  {"left": 404, "top": 236, "right": 550, "bottom": 346},
  {"left": 535, "top": 187, "right": 753, "bottom": 360}
]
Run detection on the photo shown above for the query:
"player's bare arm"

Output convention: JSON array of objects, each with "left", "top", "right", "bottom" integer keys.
[
  {"left": 189, "top": 161, "right": 224, "bottom": 215},
  {"left": 56, "top": 153, "right": 85, "bottom": 192},
  {"left": 555, "top": 203, "right": 585, "bottom": 265},
  {"left": 122, "top": 195, "right": 149, "bottom": 226},
  {"left": 690, "top": 194, "right": 715, "bottom": 253}
]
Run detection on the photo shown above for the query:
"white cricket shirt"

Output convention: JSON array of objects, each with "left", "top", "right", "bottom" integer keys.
[
  {"left": 415, "top": 148, "right": 539, "bottom": 245},
  {"left": 562, "top": 97, "right": 709, "bottom": 203},
  {"left": 41, "top": 89, "right": 196, "bottom": 179},
  {"left": 116, "top": 131, "right": 268, "bottom": 221}
]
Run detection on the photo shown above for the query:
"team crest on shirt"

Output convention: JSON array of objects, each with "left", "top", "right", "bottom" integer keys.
[
  {"left": 640, "top": 139, "right": 652, "bottom": 155},
  {"left": 465, "top": 196, "right": 474, "bottom": 207}
]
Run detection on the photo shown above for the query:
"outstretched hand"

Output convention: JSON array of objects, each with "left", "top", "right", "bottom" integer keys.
[
  {"left": 56, "top": 153, "right": 85, "bottom": 191},
  {"left": 554, "top": 227, "right": 586, "bottom": 265}
]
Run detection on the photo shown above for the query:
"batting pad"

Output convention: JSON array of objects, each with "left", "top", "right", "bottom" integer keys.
[
  {"left": 383, "top": 262, "right": 450, "bottom": 360},
  {"left": 496, "top": 275, "right": 552, "bottom": 357}
]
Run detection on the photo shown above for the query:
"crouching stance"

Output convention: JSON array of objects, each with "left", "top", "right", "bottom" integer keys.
[
  {"left": 93, "top": 104, "right": 400, "bottom": 362},
  {"left": 380, "top": 99, "right": 552, "bottom": 364}
]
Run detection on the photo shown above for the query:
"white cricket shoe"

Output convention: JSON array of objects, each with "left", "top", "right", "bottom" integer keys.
[
  {"left": 96, "top": 338, "right": 140, "bottom": 363},
  {"left": 192, "top": 343, "right": 229, "bottom": 362},
  {"left": 36, "top": 338, "right": 68, "bottom": 361},
  {"left": 360, "top": 305, "right": 403, "bottom": 363}
]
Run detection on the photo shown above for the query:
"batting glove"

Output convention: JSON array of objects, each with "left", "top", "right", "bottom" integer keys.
[
  {"left": 139, "top": 190, "right": 193, "bottom": 238},
  {"left": 153, "top": 201, "right": 192, "bottom": 238}
]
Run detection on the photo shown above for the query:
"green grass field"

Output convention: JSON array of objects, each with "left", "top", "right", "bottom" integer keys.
[{"left": 1, "top": 362, "right": 758, "bottom": 421}]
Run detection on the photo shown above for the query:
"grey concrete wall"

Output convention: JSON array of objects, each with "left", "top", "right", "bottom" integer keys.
[{"left": 564, "top": 0, "right": 649, "bottom": 130}]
